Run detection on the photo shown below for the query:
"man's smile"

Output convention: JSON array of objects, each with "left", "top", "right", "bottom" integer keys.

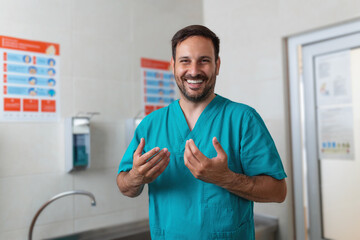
[
  {"left": 185, "top": 79, "right": 204, "bottom": 89},
  {"left": 181, "top": 73, "right": 208, "bottom": 90},
  {"left": 186, "top": 79, "right": 204, "bottom": 84}
]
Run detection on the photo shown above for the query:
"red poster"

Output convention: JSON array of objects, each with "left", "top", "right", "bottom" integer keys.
[
  {"left": 0, "top": 36, "right": 60, "bottom": 121},
  {"left": 140, "top": 58, "right": 178, "bottom": 115}
]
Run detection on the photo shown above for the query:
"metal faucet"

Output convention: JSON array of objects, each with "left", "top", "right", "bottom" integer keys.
[{"left": 28, "top": 190, "right": 96, "bottom": 240}]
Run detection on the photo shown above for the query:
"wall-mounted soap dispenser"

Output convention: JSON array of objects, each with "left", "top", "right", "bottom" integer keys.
[{"left": 65, "top": 117, "right": 91, "bottom": 172}]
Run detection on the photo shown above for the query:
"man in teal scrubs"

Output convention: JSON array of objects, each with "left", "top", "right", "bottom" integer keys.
[{"left": 117, "top": 25, "right": 287, "bottom": 239}]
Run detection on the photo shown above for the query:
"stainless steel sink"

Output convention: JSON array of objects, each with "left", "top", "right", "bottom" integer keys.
[
  {"left": 44, "top": 220, "right": 150, "bottom": 240},
  {"left": 45, "top": 214, "right": 278, "bottom": 240}
]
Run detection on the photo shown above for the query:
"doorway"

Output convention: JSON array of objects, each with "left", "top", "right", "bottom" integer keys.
[{"left": 288, "top": 20, "right": 360, "bottom": 240}]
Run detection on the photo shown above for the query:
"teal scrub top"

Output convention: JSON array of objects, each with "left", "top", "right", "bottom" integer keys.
[{"left": 118, "top": 95, "right": 286, "bottom": 240}]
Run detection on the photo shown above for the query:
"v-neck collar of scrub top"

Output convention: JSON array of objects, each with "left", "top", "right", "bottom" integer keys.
[{"left": 171, "top": 94, "right": 225, "bottom": 153}]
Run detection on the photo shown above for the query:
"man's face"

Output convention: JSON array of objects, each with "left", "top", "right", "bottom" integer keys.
[{"left": 172, "top": 36, "right": 220, "bottom": 103}]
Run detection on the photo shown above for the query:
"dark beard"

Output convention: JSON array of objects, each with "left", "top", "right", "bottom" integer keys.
[{"left": 176, "top": 74, "right": 215, "bottom": 103}]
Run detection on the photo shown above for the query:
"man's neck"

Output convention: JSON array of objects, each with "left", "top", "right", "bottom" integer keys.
[{"left": 179, "top": 93, "right": 216, "bottom": 131}]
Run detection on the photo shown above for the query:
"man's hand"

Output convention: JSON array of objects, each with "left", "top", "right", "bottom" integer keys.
[
  {"left": 184, "top": 137, "right": 232, "bottom": 185},
  {"left": 184, "top": 137, "right": 287, "bottom": 203},
  {"left": 130, "top": 138, "right": 171, "bottom": 185},
  {"left": 117, "top": 138, "right": 170, "bottom": 197}
]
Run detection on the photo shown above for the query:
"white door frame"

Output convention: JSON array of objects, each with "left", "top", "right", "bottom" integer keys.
[{"left": 287, "top": 19, "right": 360, "bottom": 240}]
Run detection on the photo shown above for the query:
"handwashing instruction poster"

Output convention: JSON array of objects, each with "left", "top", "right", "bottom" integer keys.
[
  {"left": 141, "top": 58, "right": 177, "bottom": 115},
  {"left": 0, "top": 36, "right": 60, "bottom": 122},
  {"left": 315, "top": 50, "right": 354, "bottom": 160}
]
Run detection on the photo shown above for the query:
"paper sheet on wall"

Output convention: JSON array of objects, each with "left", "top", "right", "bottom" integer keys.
[
  {"left": 315, "top": 50, "right": 352, "bottom": 106},
  {"left": 317, "top": 107, "right": 354, "bottom": 160},
  {"left": 0, "top": 36, "right": 60, "bottom": 122},
  {"left": 315, "top": 50, "right": 354, "bottom": 160},
  {"left": 140, "top": 58, "right": 178, "bottom": 115}
]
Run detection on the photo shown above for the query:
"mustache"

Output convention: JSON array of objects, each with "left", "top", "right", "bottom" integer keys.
[{"left": 182, "top": 74, "right": 208, "bottom": 81}]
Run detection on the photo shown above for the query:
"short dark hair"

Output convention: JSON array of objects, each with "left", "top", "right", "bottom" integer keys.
[{"left": 171, "top": 25, "right": 220, "bottom": 61}]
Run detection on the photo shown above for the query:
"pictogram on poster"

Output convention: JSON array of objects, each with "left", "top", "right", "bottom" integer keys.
[
  {"left": 140, "top": 58, "right": 178, "bottom": 115},
  {"left": 0, "top": 36, "right": 60, "bottom": 122}
]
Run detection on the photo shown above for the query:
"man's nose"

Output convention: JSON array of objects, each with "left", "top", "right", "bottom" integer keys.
[{"left": 188, "top": 62, "right": 201, "bottom": 76}]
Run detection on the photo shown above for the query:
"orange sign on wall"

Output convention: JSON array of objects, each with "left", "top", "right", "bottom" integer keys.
[
  {"left": 23, "top": 99, "right": 39, "bottom": 112},
  {"left": 0, "top": 36, "right": 60, "bottom": 56},
  {"left": 0, "top": 35, "right": 60, "bottom": 121},
  {"left": 41, "top": 100, "right": 56, "bottom": 112},
  {"left": 4, "top": 98, "right": 21, "bottom": 111},
  {"left": 141, "top": 58, "right": 177, "bottom": 116}
]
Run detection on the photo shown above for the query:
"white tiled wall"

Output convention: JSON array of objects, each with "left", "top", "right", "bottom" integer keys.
[{"left": 0, "top": 0, "right": 203, "bottom": 239}]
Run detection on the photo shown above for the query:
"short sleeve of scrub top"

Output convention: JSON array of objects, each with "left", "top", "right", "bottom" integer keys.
[{"left": 240, "top": 108, "right": 287, "bottom": 180}]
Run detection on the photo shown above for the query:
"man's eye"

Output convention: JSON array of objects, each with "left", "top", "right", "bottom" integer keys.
[
  {"left": 201, "top": 59, "right": 210, "bottom": 63},
  {"left": 180, "top": 60, "right": 189, "bottom": 63}
]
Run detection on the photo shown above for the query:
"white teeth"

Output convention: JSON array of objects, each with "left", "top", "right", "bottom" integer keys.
[{"left": 187, "top": 80, "right": 203, "bottom": 84}]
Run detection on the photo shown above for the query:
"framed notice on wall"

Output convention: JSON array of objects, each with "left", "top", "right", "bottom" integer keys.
[
  {"left": 0, "top": 36, "right": 60, "bottom": 122},
  {"left": 140, "top": 58, "right": 178, "bottom": 115}
]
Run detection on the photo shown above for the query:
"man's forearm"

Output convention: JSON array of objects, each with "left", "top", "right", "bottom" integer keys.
[
  {"left": 117, "top": 171, "right": 145, "bottom": 198},
  {"left": 218, "top": 171, "right": 287, "bottom": 203}
]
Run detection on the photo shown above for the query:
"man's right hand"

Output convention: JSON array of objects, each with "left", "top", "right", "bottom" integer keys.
[
  {"left": 130, "top": 138, "right": 171, "bottom": 186},
  {"left": 117, "top": 138, "right": 170, "bottom": 197}
]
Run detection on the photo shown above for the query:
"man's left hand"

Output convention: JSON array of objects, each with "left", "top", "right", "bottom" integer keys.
[
  {"left": 184, "top": 137, "right": 287, "bottom": 202},
  {"left": 184, "top": 137, "right": 233, "bottom": 185}
]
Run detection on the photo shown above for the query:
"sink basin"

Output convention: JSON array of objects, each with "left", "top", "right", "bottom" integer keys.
[
  {"left": 46, "top": 214, "right": 278, "bottom": 240},
  {"left": 44, "top": 220, "right": 150, "bottom": 240}
]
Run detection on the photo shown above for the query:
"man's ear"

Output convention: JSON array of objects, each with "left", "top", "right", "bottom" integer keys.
[
  {"left": 216, "top": 57, "right": 221, "bottom": 75},
  {"left": 170, "top": 57, "right": 175, "bottom": 74}
]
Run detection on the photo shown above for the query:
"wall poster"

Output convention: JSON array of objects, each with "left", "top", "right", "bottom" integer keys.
[
  {"left": 315, "top": 50, "right": 354, "bottom": 160},
  {"left": 140, "top": 58, "right": 178, "bottom": 115},
  {"left": 0, "top": 36, "right": 60, "bottom": 122},
  {"left": 317, "top": 107, "right": 354, "bottom": 159}
]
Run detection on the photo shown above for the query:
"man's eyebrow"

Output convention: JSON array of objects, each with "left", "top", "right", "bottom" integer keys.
[
  {"left": 177, "top": 56, "right": 213, "bottom": 60},
  {"left": 199, "top": 56, "right": 212, "bottom": 59}
]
